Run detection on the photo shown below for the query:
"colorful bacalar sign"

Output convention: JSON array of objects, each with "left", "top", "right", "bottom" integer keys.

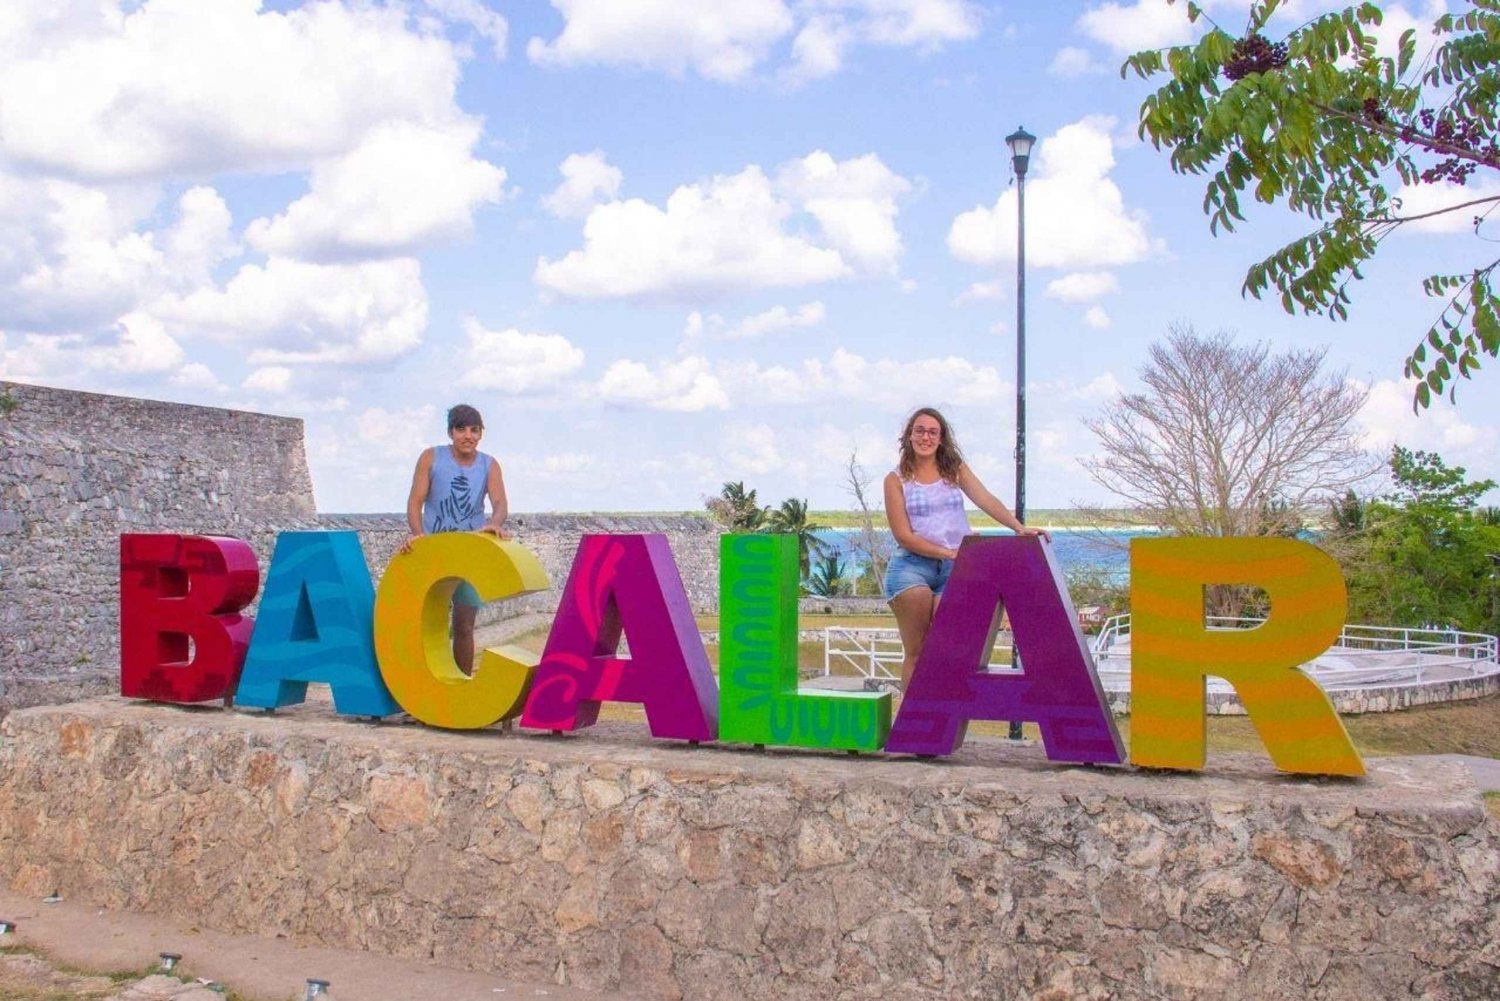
[{"left": 118, "top": 530, "right": 1364, "bottom": 776}]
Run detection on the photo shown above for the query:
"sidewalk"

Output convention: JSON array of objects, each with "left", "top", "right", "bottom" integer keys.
[{"left": 0, "top": 889, "right": 633, "bottom": 1001}]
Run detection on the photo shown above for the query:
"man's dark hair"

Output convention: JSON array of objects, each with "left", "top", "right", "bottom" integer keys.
[{"left": 447, "top": 403, "right": 483, "bottom": 430}]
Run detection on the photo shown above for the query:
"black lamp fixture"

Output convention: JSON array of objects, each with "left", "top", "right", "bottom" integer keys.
[{"left": 1006, "top": 126, "right": 1037, "bottom": 180}]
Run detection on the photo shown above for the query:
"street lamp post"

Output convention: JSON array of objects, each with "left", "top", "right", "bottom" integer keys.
[{"left": 1005, "top": 126, "right": 1036, "bottom": 743}]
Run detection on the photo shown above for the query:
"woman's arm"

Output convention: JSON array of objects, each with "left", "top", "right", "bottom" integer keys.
[
  {"left": 884, "top": 472, "right": 959, "bottom": 559},
  {"left": 484, "top": 459, "right": 511, "bottom": 539},
  {"left": 957, "top": 464, "right": 1049, "bottom": 539}
]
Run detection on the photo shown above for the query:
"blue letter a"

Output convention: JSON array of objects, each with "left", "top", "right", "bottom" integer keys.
[{"left": 236, "top": 531, "right": 399, "bottom": 717}]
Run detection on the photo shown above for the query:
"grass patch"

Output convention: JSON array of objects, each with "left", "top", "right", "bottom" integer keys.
[
  {"left": 1486, "top": 793, "right": 1499, "bottom": 823},
  {"left": 0, "top": 943, "right": 252, "bottom": 1001}
]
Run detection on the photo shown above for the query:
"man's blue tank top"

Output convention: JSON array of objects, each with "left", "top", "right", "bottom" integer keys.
[{"left": 423, "top": 447, "right": 493, "bottom": 533}]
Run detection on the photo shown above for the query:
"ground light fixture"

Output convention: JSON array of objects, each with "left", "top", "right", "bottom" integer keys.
[
  {"left": 159, "top": 952, "right": 181, "bottom": 972},
  {"left": 0, "top": 919, "right": 15, "bottom": 936},
  {"left": 305, "top": 977, "right": 331, "bottom": 999}
]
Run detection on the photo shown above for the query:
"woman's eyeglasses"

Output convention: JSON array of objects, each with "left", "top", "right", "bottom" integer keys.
[{"left": 910, "top": 428, "right": 941, "bottom": 439}]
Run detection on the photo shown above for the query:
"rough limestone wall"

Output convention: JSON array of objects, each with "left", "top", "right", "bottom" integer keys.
[
  {"left": 1, "top": 701, "right": 1496, "bottom": 1001},
  {"left": 0, "top": 381, "right": 726, "bottom": 710},
  {"left": 0, "top": 382, "right": 317, "bottom": 710},
  {"left": 318, "top": 511, "right": 723, "bottom": 623}
]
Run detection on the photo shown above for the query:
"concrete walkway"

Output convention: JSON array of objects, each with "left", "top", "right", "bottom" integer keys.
[
  {"left": 0, "top": 889, "right": 633, "bottom": 1001},
  {"left": 1438, "top": 754, "right": 1500, "bottom": 793}
]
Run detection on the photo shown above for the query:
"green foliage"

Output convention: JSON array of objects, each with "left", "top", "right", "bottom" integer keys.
[
  {"left": 705, "top": 480, "right": 769, "bottom": 531},
  {"left": 805, "top": 551, "right": 852, "bottom": 597},
  {"left": 706, "top": 483, "right": 831, "bottom": 583},
  {"left": 0, "top": 388, "right": 16, "bottom": 417},
  {"left": 765, "top": 497, "right": 829, "bottom": 577},
  {"left": 1332, "top": 446, "right": 1500, "bottom": 633},
  {"left": 1125, "top": 0, "right": 1500, "bottom": 406}
]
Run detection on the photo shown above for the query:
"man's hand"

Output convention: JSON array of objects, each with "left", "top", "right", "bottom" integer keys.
[
  {"left": 481, "top": 523, "right": 512, "bottom": 541},
  {"left": 399, "top": 532, "right": 422, "bottom": 554}
]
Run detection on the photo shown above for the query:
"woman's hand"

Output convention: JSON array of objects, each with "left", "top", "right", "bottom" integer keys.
[{"left": 1017, "top": 525, "right": 1050, "bottom": 541}]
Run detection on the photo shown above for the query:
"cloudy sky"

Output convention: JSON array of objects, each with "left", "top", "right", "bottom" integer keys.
[{"left": 2, "top": 0, "right": 1494, "bottom": 513}]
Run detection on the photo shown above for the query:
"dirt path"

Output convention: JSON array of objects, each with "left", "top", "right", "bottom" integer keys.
[{"left": 0, "top": 889, "right": 632, "bottom": 1001}]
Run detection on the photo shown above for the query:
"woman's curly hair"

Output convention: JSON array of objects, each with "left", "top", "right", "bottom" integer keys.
[{"left": 897, "top": 407, "right": 964, "bottom": 483}]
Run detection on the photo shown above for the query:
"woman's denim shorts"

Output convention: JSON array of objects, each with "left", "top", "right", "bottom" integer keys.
[{"left": 883, "top": 548, "right": 954, "bottom": 601}]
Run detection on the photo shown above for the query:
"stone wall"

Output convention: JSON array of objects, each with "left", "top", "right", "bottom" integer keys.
[
  {"left": 0, "top": 382, "right": 317, "bottom": 710},
  {"left": 0, "top": 382, "right": 726, "bottom": 711},
  {"left": 317, "top": 512, "right": 722, "bottom": 625},
  {"left": 1, "top": 699, "right": 1496, "bottom": 1000}
]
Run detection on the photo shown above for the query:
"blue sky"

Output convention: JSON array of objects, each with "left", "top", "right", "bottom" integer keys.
[{"left": 1, "top": 0, "right": 1495, "bottom": 514}]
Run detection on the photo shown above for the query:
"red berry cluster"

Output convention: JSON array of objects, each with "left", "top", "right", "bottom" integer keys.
[
  {"left": 1223, "top": 34, "right": 1289, "bottom": 81},
  {"left": 1401, "top": 110, "right": 1500, "bottom": 186}
]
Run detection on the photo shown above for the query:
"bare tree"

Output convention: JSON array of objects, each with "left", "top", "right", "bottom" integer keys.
[
  {"left": 1086, "top": 326, "right": 1377, "bottom": 605},
  {"left": 844, "top": 452, "right": 891, "bottom": 596}
]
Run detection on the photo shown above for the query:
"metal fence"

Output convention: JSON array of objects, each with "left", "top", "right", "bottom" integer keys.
[
  {"left": 1091, "top": 614, "right": 1499, "bottom": 691},
  {"left": 821, "top": 626, "right": 1015, "bottom": 682}
]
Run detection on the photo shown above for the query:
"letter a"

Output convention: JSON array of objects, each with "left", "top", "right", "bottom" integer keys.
[
  {"left": 120, "top": 534, "right": 259, "bottom": 704},
  {"left": 522, "top": 534, "right": 717, "bottom": 741},
  {"left": 1130, "top": 537, "right": 1362, "bottom": 776},
  {"left": 236, "top": 531, "right": 399, "bottom": 717},
  {"left": 719, "top": 534, "right": 889, "bottom": 750},
  {"left": 885, "top": 536, "right": 1123, "bottom": 763}
]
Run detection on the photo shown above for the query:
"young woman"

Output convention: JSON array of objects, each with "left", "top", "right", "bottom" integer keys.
[{"left": 883, "top": 407, "right": 1047, "bottom": 688}]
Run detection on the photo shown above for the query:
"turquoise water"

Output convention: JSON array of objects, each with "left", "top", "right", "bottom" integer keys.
[{"left": 811, "top": 527, "right": 1154, "bottom": 583}]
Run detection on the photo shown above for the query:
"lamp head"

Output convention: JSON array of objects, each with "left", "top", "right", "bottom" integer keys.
[{"left": 1006, "top": 126, "right": 1037, "bottom": 179}]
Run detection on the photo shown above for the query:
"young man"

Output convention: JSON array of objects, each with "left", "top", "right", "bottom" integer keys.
[{"left": 402, "top": 403, "right": 510, "bottom": 675}]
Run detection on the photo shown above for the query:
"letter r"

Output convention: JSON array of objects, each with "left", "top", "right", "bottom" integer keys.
[{"left": 1130, "top": 537, "right": 1363, "bottom": 776}]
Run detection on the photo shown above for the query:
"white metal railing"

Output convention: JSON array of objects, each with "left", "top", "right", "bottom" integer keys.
[
  {"left": 822, "top": 626, "right": 1014, "bottom": 681},
  {"left": 1089, "top": 615, "right": 1499, "bottom": 691}
]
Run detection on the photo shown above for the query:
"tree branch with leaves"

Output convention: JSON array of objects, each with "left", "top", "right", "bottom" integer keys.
[{"left": 1123, "top": 0, "right": 1500, "bottom": 408}]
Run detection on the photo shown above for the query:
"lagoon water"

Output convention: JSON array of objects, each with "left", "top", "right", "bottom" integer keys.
[{"left": 812, "top": 527, "right": 1152, "bottom": 583}]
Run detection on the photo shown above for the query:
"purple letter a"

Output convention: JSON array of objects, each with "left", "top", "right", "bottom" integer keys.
[
  {"left": 521, "top": 534, "right": 718, "bottom": 741},
  {"left": 885, "top": 535, "right": 1123, "bottom": 763}
]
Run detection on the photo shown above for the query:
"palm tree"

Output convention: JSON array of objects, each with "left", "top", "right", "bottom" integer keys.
[
  {"left": 805, "top": 552, "right": 850, "bottom": 597},
  {"left": 707, "top": 481, "right": 768, "bottom": 531},
  {"left": 765, "top": 497, "right": 828, "bottom": 577}
]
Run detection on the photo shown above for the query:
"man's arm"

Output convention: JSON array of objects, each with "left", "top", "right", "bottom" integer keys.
[
  {"left": 401, "top": 448, "right": 435, "bottom": 552},
  {"left": 484, "top": 458, "right": 510, "bottom": 539}
]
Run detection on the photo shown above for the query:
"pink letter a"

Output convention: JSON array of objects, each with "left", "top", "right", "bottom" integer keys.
[{"left": 521, "top": 534, "right": 718, "bottom": 741}]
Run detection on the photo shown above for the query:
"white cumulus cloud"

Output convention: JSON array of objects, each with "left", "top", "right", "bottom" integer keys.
[
  {"left": 536, "top": 151, "right": 912, "bottom": 301},
  {"left": 528, "top": 1, "right": 794, "bottom": 82},
  {"left": 0, "top": 0, "right": 466, "bottom": 181},
  {"left": 246, "top": 121, "right": 507, "bottom": 262},
  {"left": 150, "top": 257, "right": 429, "bottom": 365},
  {"left": 948, "top": 116, "right": 1164, "bottom": 271},
  {"left": 598, "top": 355, "right": 731, "bottom": 411},
  {"left": 457, "top": 320, "right": 586, "bottom": 393},
  {"left": 1046, "top": 271, "right": 1120, "bottom": 303},
  {"left": 528, "top": 0, "right": 981, "bottom": 84},
  {"left": 1077, "top": 0, "right": 1202, "bottom": 55},
  {"left": 242, "top": 365, "right": 293, "bottom": 394},
  {"left": 726, "top": 302, "right": 827, "bottom": 339},
  {"left": 542, "top": 151, "right": 624, "bottom": 219}
]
